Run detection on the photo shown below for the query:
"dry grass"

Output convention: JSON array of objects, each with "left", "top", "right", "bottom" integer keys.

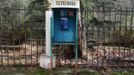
[{"left": 0, "top": 43, "right": 43, "bottom": 65}]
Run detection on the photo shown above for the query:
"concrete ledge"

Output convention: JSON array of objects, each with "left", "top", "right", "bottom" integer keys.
[{"left": 39, "top": 54, "right": 56, "bottom": 69}]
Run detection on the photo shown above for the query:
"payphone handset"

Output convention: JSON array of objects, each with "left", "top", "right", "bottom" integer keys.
[{"left": 60, "top": 17, "right": 68, "bottom": 30}]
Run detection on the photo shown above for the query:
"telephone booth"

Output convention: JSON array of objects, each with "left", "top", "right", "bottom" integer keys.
[
  {"left": 40, "top": 0, "right": 80, "bottom": 69},
  {"left": 51, "top": 0, "right": 80, "bottom": 67}
]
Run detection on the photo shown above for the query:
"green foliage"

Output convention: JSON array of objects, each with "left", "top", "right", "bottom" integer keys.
[
  {"left": 0, "top": 0, "right": 30, "bottom": 45},
  {"left": 0, "top": 0, "right": 46, "bottom": 45},
  {"left": 1, "top": 23, "right": 32, "bottom": 45},
  {"left": 0, "top": 0, "right": 133, "bottom": 46},
  {"left": 26, "top": 67, "right": 49, "bottom": 75},
  {"left": 87, "top": 0, "right": 131, "bottom": 9},
  {"left": 113, "top": 29, "right": 134, "bottom": 47},
  {"left": 0, "top": 67, "right": 49, "bottom": 75},
  {"left": 27, "top": 0, "right": 47, "bottom": 17},
  {"left": 80, "top": 0, "right": 94, "bottom": 9}
]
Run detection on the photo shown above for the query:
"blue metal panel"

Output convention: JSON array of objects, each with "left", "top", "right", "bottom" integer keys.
[{"left": 53, "top": 8, "right": 76, "bottom": 43}]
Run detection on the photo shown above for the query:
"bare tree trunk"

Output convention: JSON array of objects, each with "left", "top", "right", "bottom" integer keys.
[{"left": 78, "top": 8, "right": 87, "bottom": 57}]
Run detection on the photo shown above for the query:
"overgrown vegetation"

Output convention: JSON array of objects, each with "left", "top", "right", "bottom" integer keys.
[
  {"left": 0, "top": 0, "right": 134, "bottom": 46},
  {"left": 81, "top": 0, "right": 134, "bottom": 48},
  {"left": 0, "top": 0, "right": 46, "bottom": 45},
  {"left": 112, "top": 30, "right": 134, "bottom": 47},
  {"left": 1, "top": 67, "right": 134, "bottom": 75},
  {"left": 0, "top": 67, "right": 49, "bottom": 75}
]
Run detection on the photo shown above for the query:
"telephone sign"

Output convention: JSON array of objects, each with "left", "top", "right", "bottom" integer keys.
[{"left": 50, "top": 0, "right": 80, "bottom": 8}]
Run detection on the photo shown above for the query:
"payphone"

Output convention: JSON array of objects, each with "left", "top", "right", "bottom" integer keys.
[
  {"left": 60, "top": 17, "right": 68, "bottom": 30},
  {"left": 53, "top": 8, "right": 77, "bottom": 43},
  {"left": 40, "top": 0, "right": 80, "bottom": 69}
]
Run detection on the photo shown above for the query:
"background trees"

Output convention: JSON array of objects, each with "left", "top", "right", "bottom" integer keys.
[
  {"left": 0, "top": 0, "right": 26, "bottom": 44},
  {"left": 81, "top": 0, "right": 132, "bottom": 9},
  {"left": 0, "top": 0, "right": 134, "bottom": 46},
  {"left": 81, "top": 0, "right": 134, "bottom": 48},
  {"left": 0, "top": 0, "right": 47, "bottom": 45}
]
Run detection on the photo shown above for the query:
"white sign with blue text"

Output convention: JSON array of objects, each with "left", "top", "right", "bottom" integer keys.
[{"left": 50, "top": 0, "right": 80, "bottom": 8}]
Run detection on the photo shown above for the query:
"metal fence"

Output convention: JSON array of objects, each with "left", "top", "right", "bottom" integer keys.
[
  {"left": 80, "top": 7, "right": 134, "bottom": 70},
  {"left": 0, "top": 8, "right": 45, "bottom": 66},
  {"left": 50, "top": 7, "right": 134, "bottom": 75},
  {"left": 52, "top": 7, "right": 134, "bottom": 70},
  {"left": 1, "top": 7, "right": 134, "bottom": 74}
]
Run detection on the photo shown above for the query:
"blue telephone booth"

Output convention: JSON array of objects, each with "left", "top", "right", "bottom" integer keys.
[
  {"left": 39, "top": 0, "right": 80, "bottom": 69},
  {"left": 52, "top": 9, "right": 77, "bottom": 43}
]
